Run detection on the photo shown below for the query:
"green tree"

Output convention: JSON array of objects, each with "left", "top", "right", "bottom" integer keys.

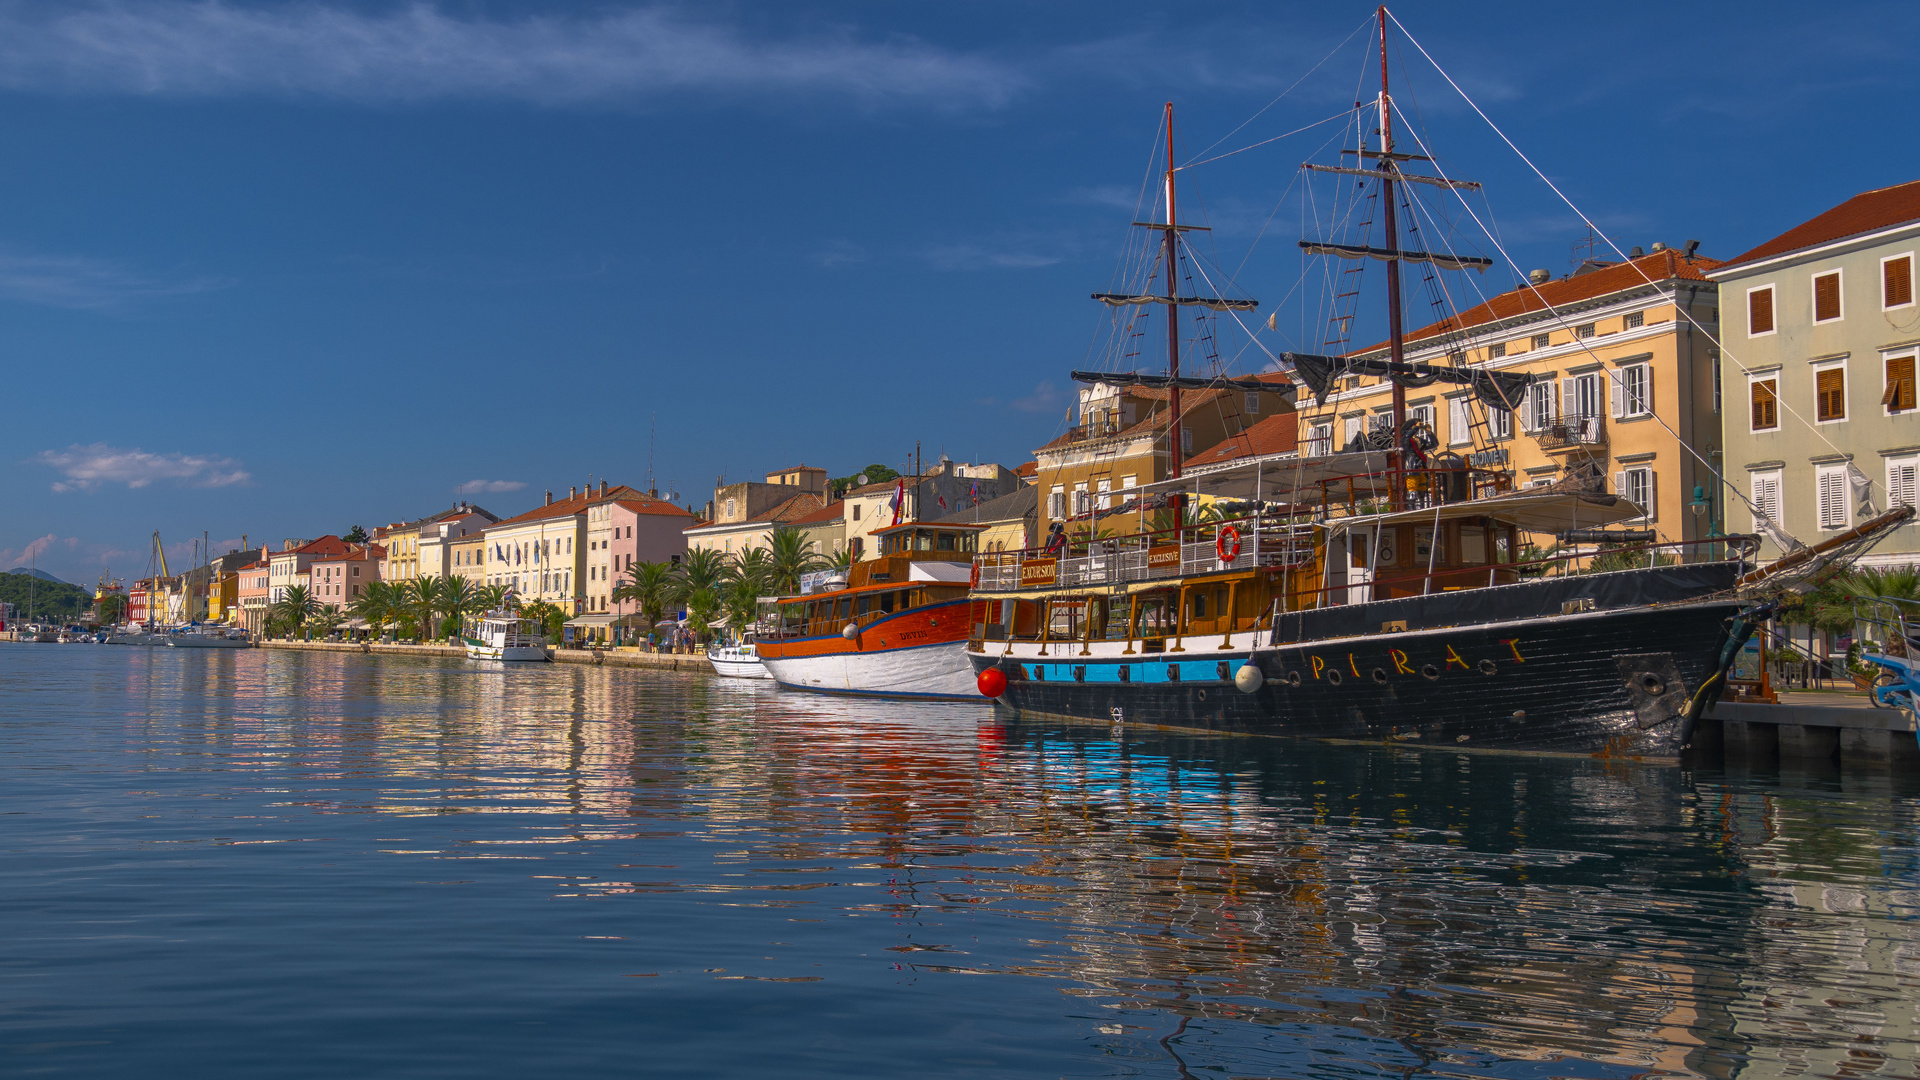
[
  {"left": 826, "top": 548, "right": 852, "bottom": 570},
  {"left": 348, "top": 580, "right": 402, "bottom": 636},
  {"left": 520, "top": 600, "right": 566, "bottom": 640},
  {"left": 270, "top": 584, "right": 317, "bottom": 635},
  {"left": 671, "top": 548, "right": 728, "bottom": 642},
  {"left": 436, "top": 576, "right": 477, "bottom": 640},
  {"left": 765, "top": 526, "right": 827, "bottom": 595},
  {"left": 343, "top": 525, "right": 370, "bottom": 544},
  {"left": 407, "top": 576, "right": 444, "bottom": 641},
  {"left": 95, "top": 593, "right": 128, "bottom": 623},
  {"left": 612, "top": 561, "right": 674, "bottom": 630},
  {"left": 475, "top": 584, "right": 510, "bottom": 613},
  {"left": 831, "top": 463, "right": 900, "bottom": 497},
  {"left": 310, "top": 608, "right": 348, "bottom": 637}
]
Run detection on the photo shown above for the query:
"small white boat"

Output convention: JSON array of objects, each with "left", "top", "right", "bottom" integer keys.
[
  {"left": 707, "top": 637, "right": 772, "bottom": 679},
  {"left": 464, "top": 615, "right": 549, "bottom": 662},
  {"left": 106, "top": 625, "right": 155, "bottom": 645},
  {"left": 166, "top": 626, "right": 252, "bottom": 649}
]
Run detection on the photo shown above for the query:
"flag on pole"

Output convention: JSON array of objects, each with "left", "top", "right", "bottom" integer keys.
[{"left": 889, "top": 477, "right": 906, "bottom": 526}]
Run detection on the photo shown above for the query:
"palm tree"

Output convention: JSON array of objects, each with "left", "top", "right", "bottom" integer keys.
[
  {"left": 718, "top": 549, "right": 775, "bottom": 639},
  {"left": 270, "top": 584, "right": 317, "bottom": 636},
  {"left": 348, "top": 580, "right": 401, "bottom": 637},
  {"left": 826, "top": 548, "right": 852, "bottom": 570},
  {"left": 475, "top": 583, "right": 510, "bottom": 613},
  {"left": 407, "top": 575, "right": 444, "bottom": 641},
  {"left": 436, "top": 576, "right": 477, "bottom": 639},
  {"left": 765, "top": 526, "right": 827, "bottom": 595},
  {"left": 613, "top": 561, "right": 674, "bottom": 631},
  {"left": 521, "top": 600, "right": 566, "bottom": 641},
  {"left": 672, "top": 548, "right": 728, "bottom": 643}
]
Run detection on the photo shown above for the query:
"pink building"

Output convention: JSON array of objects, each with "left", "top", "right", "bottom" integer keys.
[
  {"left": 585, "top": 490, "right": 695, "bottom": 616},
  {"left": 308, "top": 545, "right": 384, "bottom": 612},
  {"left": 235, "top": 548, "right": 273, "bottom": 634}
]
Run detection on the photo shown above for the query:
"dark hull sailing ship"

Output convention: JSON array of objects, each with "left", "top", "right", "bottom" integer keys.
[{"left": 965, "top": 9, "right": 1913, "bottom": 758}]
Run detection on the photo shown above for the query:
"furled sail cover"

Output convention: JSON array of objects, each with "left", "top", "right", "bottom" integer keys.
[
  {"left": 1284, "top": 351, "right": 1534, "bottom": 411},
  {"left": 1296, "top": 241, "right": 1494, "bottom": 272},
  {"left": 1090, "top": 293, "right": 1259, "bottom": 311},
  {"left": 1070, "top": 370, "right": 1295, "bottom": 396}
]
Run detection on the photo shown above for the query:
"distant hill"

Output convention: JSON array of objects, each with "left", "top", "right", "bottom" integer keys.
[
  {"left": 0, "top": 572, "right": 94, "bottom": 621},
  {"left": 5, "top": 567, "right": 68, "bottom": 585}
]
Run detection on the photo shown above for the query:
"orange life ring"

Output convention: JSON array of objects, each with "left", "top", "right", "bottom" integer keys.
[
  {"left": 1216, "top": 525, "right": 1242, "bottom": 562},
  {"left": 969, "top": 562, "right": 980, "bottom": 589}
]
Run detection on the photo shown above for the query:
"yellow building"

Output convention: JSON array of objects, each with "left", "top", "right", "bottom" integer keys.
[
  {"left": 1302, "top": 248, "right": 1723, "bottom": 545},
  {"left": 1033, "top": 373, "right": 1295, "bottom": 539}
]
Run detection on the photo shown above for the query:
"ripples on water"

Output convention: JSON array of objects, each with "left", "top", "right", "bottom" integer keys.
[{"left": 1, "top": 646, "right": 1916, "bottom": 1078}]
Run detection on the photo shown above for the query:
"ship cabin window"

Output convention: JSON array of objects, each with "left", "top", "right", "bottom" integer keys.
[{"left": 937, "top": 532, "right": 955, "bottom": 552}]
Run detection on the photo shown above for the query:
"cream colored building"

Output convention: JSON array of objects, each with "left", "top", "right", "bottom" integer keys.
[
  {"left": 485, "top": 484, "right": 651, "bottom": 613},
  {"left": 1304, "top": 247, "right": 1724, "bottom": 546}
]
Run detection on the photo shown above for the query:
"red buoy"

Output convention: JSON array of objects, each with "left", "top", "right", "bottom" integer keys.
[{"left": 977, "top": 667, "right": 1008, "bottom": 698}]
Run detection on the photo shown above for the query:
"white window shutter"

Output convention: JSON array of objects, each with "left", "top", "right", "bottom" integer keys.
[
  {"left": 1560, "top": 378, "right": 1575, "bottom": 421},
  {"left": 1609, "top": 369, "right": 1625, "bottom": 418},
  {"left": 1889, "top": 460, "right": 1918, "bottom": 508},
  {"left": 1614, "top": 470, "right": 1629, "bottom": 499},
  {"left": 1644, "top": 469, "right": 1657, "bottom": 522},
  {"left": 1520, "top": 389, "right": 1535, "bottom": 431},
  {"left": 1641, "top": 367, "right": 1654, "bottom": 417}
]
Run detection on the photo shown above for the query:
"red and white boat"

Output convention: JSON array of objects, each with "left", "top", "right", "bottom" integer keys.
[{"left": 756, "top": 522, "right": 984, "bottom": 699}]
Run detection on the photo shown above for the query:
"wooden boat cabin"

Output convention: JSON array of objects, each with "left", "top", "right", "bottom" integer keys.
[
  {"left": 968, "top": 452, "right": 1676, "bottom": 655},
  {"left": 767, "top": 522, "right": 986, "bottom": 639}
]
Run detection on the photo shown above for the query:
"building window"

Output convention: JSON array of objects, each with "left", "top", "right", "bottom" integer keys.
[
  {"left": 1812, "top": 270, "right": 1842, "bottom": 323},
  {"left": 1306, "top": 424, "right": 1332, "bottom": 455},
  {"left": 1575, "top": 323, "right": 1595, "bottom": 339},
  {"left": 1522, "top": 382, "right": 1555, "bottom": 431},
  {"left": 1885, "top": 254, "right": 1914, "bottom": 309},
  {"left": 1244, "top": 391, "right": 1260, "bottom": 414},
  {"left": 1888, "top": 455, "right": 1918, "bottom": 510},
  {"left": 1748, "top": 286, "right": 1775, "bottom": 336},
  {"left": 1623, "top": 311, "right": 1644, "bottom": 330},
  {"left": 1488, "top": 342, "right": 1506, "bottom": 359},
  {"left": 1342, "top": 415, "right": 1364, "bottom": 448},
  {"left": 1815, "top": 366, "right": 1847, "bottom": 422},
  {"left": 1614, "top": 466, "right": 1656, "bottom": 520},
  {"left": 850, "top": 504, "right": 860, "bottom": 520},
  {"left": 1073, "top": 485, "right": 1090, "bottom": 515},
  {"left": 1095, "top": 479, "right": 1111, "bottom": 511},
  {"left": 1048, "top": 485, "right": 1065, "bottom": 520},
  {"left": 1531, "top": 333, "right": 1551, "bottom": 350},
  {"left": 1488, "top": 406, "right": 1512, "bottom": 440},
  {"left": 1612, "top": 363, "right": 1652, "bottom": 418},
  {"left": 1816, "top": 465, "right": 1850, "bottom": 530},
  {"left": 1750, "top": 469, "right": 1782, "bottom": 532},
  {"left": 1180, "top": 428, "right": 1193, "bottom": 455},
  {"left": 1749, "top": 378, "right": 1779, "bottom": 431},
  {"left": 1885, "top": 354, "right": 1917, "bottom": 413},
  {"left": 725, "top": 498, "right": 736, "bottom": 518},
  {"left": 1122, "top": 475, "right": 1136, "bottom": 490},
  {"left": 1446, "top": 396, "right": 1472, "bottom": 446},
  {"left": 1407, "top": 403, "right": 1435, "bottom": 431}
]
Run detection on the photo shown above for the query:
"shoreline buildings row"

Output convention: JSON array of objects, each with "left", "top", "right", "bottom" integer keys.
[{"left": 116, "top": 180, "right": 1919, "bottom": 645}]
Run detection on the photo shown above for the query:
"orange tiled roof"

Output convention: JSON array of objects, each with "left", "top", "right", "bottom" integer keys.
[
  {"left": 491, "top": 484, "right": 649, "bottom": 527},
  {"left": 1352, "top": 250, "right": 1721, "bottom": 355},
  {"left": 610, "top": 496, "right": 694, "bottom": 518},
  {"left": 1189, "top": 412, "right": 1299, "bottom": 466},
  {"left": 1015, "top": 461, "right": 1037, "bottom": 478},
  {"left": 287, "top": 535, "right": 352, "bottom": 557},
  {"left": 1721, "top": 179, "right": 1920, "bottom": 269},
  {"left": 789, "top": 499, "right": 845, "bottom": 526}
]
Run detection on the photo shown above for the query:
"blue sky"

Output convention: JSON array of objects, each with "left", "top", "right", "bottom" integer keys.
[{"left": 4, "top": 0, "right": 1916, "bottom": 584}]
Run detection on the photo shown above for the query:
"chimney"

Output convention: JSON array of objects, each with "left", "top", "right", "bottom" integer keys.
[
  {"left": 569, "top": 486, "right": 577, "bottom": 500},
  {"left": 649, "top": 487, "right": 658, "bottom": 498},
  {"left": 1650, "top": 241, "right": 1667, "bottom": 252},
  {"left": 1527, "top": 269, "right": 1551, "bottom": 285},
  {"left": 600, "top": 479, "right": 609, "bottom": 496},
  {"left": 545, "top": 490, "right": 554, "bottom": 505}
]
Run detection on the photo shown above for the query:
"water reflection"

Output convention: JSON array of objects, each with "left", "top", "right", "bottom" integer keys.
[{"left": 5, "top": 646, "right": 1917, "bottom": 1078}]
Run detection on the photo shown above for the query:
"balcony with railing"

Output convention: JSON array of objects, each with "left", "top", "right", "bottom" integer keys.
[{"left": 1533, "top": 412, "right": 1606, "bottom": 452}]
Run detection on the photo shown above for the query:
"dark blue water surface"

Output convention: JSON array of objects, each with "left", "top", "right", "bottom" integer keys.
[{"left": 3, "top": 646, "right": 1918, "bottom": 1078}]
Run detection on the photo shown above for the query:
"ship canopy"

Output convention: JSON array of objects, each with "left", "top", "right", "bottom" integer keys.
[
  {"left": 1070, "top": 370, "right": 1297, "bottom": 398},
  {"left": 1284, "top": 352, "right": 1536, "bottom": 411}
]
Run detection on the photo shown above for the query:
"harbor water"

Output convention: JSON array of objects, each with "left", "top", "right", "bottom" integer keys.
[{"left": 3, "top": 645, "right": 1917, "bottom": 1078}]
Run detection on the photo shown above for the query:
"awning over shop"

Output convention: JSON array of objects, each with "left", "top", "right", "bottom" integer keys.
[{"left": 563, "top": 614, "right": 618, "bottom": 628}]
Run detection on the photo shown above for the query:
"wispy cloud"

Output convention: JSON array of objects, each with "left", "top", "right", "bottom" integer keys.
[
  {"left": 0, "top": 2, "right": 1028, "bottom": 110},
  {"left": 816, "top": 239, "right": 868, "bottom": 269},
  {"left": 0, "top": 247, "right": 230, "bottom": 308},
  {"left": 455, "top": 479, "right": 525, "bottom": 494},
  {"left": 923, "top": 243, "right": 1061, "bottom": 271},
  {"left": 37, "top": 443, "right": 251, "bottom": 491},
  {"left": 1, "top": 532, "right": 63, "bottom": 567},
  {"left": 1010, "top": 382, "right": 1063, "bottom": 415}
]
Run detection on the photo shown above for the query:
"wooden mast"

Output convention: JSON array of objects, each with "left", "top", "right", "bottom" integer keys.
[
  {"left": 1376, "top": 6, "right": 1407, "bottom": 509},
  {"left": 1163, "top": 102, "right": 1184, "bottom": 483}
]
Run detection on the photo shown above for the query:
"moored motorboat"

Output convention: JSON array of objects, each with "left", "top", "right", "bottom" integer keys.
[
  {"left": 464, "top": 613, "right": 549, "bottom": 662},
  {"left": 756, "top": 522, "right": 984, "bottom": 699},
  {"left": 707, "top": 635, "right": 772, "bottom": 679},
  {"left": 166, "top": 625, "right": 252, "bottom": 648}
]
